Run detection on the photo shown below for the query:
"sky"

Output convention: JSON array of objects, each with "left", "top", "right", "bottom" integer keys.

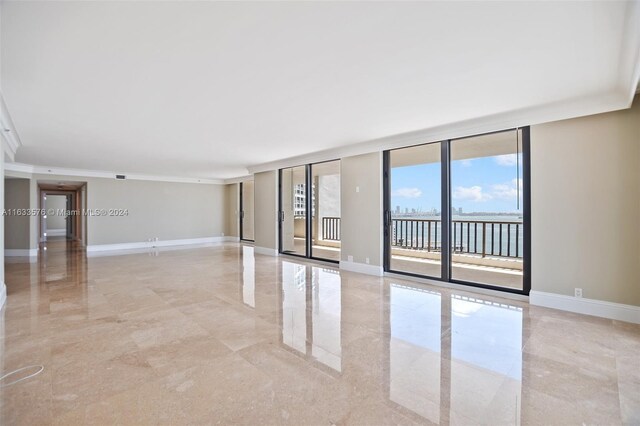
[{"left": 391, "top": 153, "right": 523, "bottom": 214}]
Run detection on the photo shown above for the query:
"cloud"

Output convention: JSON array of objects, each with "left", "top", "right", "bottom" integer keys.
[
  {"left": 460, "top": 159, "right": 473, "bottom": 167},
  {"left": 452, "top": 185, "right": 492, "bottom": 202},
  {"left": 491, "top": 178, "right": 523, "bottom": 200},
  {"left": 392, "top": 187, "right": 422, "bottom": 198},
  {"left": 494, "top": 154, "right": 518, "bottom": 166}
]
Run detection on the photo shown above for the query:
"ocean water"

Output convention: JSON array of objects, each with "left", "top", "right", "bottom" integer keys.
[{"left": 391, "top": 214, "right": 524, "bottom": 258}]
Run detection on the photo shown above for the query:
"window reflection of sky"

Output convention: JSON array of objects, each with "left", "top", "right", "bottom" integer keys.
[
  {"left": 451, "top": 295, "right": 523, "bottom": 380},
  {"left": 390, "top": 284, "right": 441, "bottom": 353},
  {"left": 242, "top": 246, "right": 255, "bottom": 308}
]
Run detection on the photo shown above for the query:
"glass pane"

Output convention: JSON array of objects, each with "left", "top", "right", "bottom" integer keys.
[
  {"left": 450, "top": 129, "right": 524, "bottom": 289},
  {"left": 310, "top": 160, "right": 341, "bottom": 261},
  {"left": 281, "top": 166, "right": 307, "bottom": 256},
  {"left": 389, "top": 143, "right": 442, "bottom": 278},
  {"left": 241, "top": 180, "right": 254, "bottom": 241}
]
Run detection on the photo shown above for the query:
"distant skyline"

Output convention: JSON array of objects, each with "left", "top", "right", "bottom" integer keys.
[{"left": 391, "top": 154, "right": 523, "bottom": 214}]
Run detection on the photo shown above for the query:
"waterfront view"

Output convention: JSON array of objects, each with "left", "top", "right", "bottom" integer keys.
[{"left": 388, "top": 130, "right": 525, "bottom": 290}]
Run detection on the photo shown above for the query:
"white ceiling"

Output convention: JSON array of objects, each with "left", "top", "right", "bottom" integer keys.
[{"left": 2, "top": 1, "right": 639, "bottom": 180}]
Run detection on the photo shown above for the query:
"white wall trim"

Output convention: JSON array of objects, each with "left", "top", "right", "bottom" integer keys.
[
  {"left": 5, "top": 249, "right": 38, "bottom": 258},
  {"left": 46, "top": 228, "right": 66, "bottom": 237},
  {"left": 340, "top": 260, "right": 383, "bottom": 277},
  {"left": 530, "top": 291, "right": 640, "bottom": 324},
  {"left": 254, "top": 246, "right": 279, "bottom": 257},
  {"left": 86, "top": 236, "right": 236, "bottom": 253},
  {"left": 0, "top": 281, "right": 6, "bottom": 310},
  {"left": 3, "top": 162, "right": 225, "bottom": 185}
]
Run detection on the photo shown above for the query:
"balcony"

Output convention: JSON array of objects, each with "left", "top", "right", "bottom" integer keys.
[{"left": 313, "top": 217, "right": 523, "bottom": 288}]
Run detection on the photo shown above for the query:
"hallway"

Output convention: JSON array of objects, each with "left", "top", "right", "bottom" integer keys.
[{"left": 1, "top": 243, "right": 638, "bottom": 424}]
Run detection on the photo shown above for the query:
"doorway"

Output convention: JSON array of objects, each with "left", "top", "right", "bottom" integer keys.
[
  {"left": 278, "top": 160, "right": 341, "bottom": 262},
  {"left": 383, "top": 128, "right": 530, "bottom": 294},
  {"left": 38, "top": 181, "right": 88, "bottom": 246}
]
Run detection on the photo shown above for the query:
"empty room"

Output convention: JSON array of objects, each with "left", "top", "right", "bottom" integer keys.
[{"left": 1, "top": 1, "right": 639, "bottom": 425}]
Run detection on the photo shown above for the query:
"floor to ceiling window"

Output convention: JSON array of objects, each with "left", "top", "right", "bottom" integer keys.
[
  {"left": 279, "top": 160, "right": 341, "bottom": 262},
  {"left": 450, "top": 129, "right": 525, "bottom": 289},
  {"left": 387, "top": 143, "right": 442, "bottom": 278},
  {"left": 239, "top": 180, "right": 255, "bottom": 242},
  {"left": 384, "top": 128, "right": 530, "bottom": 294}
]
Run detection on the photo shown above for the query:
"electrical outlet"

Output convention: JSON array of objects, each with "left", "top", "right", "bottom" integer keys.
[
  {"left": 366, "top": 257, "right": 370, "bottom": 264},
  {"left": 348, "top": 255, "right": 354, "bottom": 262},
  {"left": 221, "top": 232, "right": 225, "bottom": 236},
  {"left": 356, "top": 186, "right": 360, "bottom": 193},
  {"left": 575, "top": 288, "right": 583, "bottom": 298}
]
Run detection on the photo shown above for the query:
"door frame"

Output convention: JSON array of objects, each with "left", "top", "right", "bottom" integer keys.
[
  {"left": 239, "top": 181, "right": 255, "bottom": 242},
  {"left": 278, "top": 160, "right": 341, "bottom": 264},
  {"left": 383, "top": 127, "right": 531, "bottom": 296}
]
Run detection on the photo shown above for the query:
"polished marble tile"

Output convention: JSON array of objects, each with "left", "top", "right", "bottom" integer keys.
[{"left": 1, "top": 239, "right": 638, "bottom": 425}]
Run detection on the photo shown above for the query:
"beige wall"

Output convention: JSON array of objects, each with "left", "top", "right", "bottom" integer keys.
[
  {"left": 531, "top": 97, "right": 640, "bottom": 306},
  {"left": 340, "top": 152, "right": 383, "bottom": 266},
  {"left": 24, "top": 174, "right": 227, "bottom": 246},
  {"left": 1, "top": 159, "right": 4, "bottom": 301},
  {"left": 87, "top": 178, "right": 225, "bottom": 245},
  {"left": 4, "top": 178, "right": 30, "bottom": 250},
  {"left": 45, "top": 194, "right": 67, "bottom": 230},
  {"left": 225, "top": 183, "right": 239, "bottom": 238},
  {"left": 254, "top": 170, "right": 278, "bottom": 251}
]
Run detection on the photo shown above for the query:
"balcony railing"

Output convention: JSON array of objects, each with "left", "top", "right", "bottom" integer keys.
[
  {"left": 393, "top": 218, "right": 522, "bottom": 259},
  {"left": 321, "top": 216, "right": 341, "bottom": 241},
  {"left": 323, "top": 217, "right": 523, "bottom": 259}
]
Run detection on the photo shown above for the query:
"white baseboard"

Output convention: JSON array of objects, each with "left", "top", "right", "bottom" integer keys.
[
  {"left": 86, "top": 236, "right": 236, "bottom": 253},
  {"left": 530, "top": 290, "right": 640, "bottom": 324},
  {"left": 340, "top": 260, "right": 384, "bottom": 277},
  {"left": 46, "top": 228, "right": 66, "bottom": 237},
  {"left": 5, "top": 248, "right": 38, "bottom": 258},
  {"left": 0, "top": 281, "right": 6, "bottom": 310},
  {"left": 254, "top": 246, "right": 279, "bottom": 256}
]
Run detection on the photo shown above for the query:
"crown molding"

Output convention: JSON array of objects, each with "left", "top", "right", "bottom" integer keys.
[
  {"left": 223, "top": 175, "right": 254, "bottom": 185},
  {"left": 1, "top": 92, "right": 22, "bottom": 161},
  {"left": 246, "top": 90, "right": 631, "bottom": 175},
  {"left": 620, "top": 0, "right": 640, "bottom": 103},
  {"left": 3, "top": 162, "right": 225, "bottom": 185}
]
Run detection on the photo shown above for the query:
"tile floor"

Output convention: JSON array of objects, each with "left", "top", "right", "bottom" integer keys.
[{"left": 1, "top": 239, "right": 638, "bottom": 425}]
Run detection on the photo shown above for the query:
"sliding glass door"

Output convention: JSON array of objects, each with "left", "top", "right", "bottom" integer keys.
[
  {"left": 387, "top": 143, "right": 442, "bottom": 278},
  {"left": 311, "top": 161, "right": 341, "bottom": 261},
  {"left": 280, "top": 165, "right": 308, "bottom": 257},
  {"left": 384, "top": 128, "right": 530, "bottom": 294},
  {"left": 279, "top": 160, "right": 341, "bottom": 262},
  {"left": 450, "top": 129, "right": 525, "bottom": 289},
  {"left": 240, "top": 180, "right": 255, "bottom": 242}
]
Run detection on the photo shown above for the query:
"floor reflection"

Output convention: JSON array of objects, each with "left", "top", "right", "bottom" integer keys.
[
  {"left": 241, "top": 246, "right": 255, "bottom": 308},
  {"left": 386, "top": 286, "right": 525, "bottom": 424},
  {"left": 280, "top": 261, "right": 342, "bottom": 372},
  {"left": 389, "top": 285, "right": 442, "bottom": 423},
  {"left": 2, "top": 243, "right": 634, "bottom": 424}
]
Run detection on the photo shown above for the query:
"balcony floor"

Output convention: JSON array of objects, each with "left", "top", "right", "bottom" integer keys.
[
  {"left": 288, "top": 238, "right": 522, "bottom": 289},
  {"left": 390, "top": 255, "right": 523, "bottom": 290}
]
